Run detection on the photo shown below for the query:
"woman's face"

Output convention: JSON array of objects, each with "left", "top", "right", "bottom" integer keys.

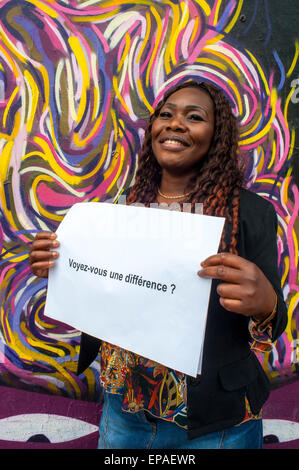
[{"left": 151, "top": 87, "right": 215, "bottom": 176}]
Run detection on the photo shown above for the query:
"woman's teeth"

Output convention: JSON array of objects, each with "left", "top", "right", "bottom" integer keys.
[{"left": 164, "top": 139, "right": 184, "bottom": 145}]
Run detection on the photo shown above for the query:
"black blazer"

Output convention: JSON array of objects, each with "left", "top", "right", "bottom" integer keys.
[{"left": 77, "top": 189, "right": 287, "bottom": 439}]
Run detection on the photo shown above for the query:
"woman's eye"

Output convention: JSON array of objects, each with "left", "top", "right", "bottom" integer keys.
[
  {"left": 188, "top": 114, "right": 203, "bottom": 121},
  {"left": 158, "top": 111, "right": 204, "bottom": 121},
  {"left": 159, "top": 111, "right": 172, "bottom": 119}
]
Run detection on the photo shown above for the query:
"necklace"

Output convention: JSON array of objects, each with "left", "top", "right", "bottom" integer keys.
[{"left": 157, "top": 188, "right": 193, "bottom": 199}]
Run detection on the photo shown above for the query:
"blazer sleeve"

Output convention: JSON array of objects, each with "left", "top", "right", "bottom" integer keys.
[
  {"left": 240, "top": 193, "right": 288, "bottom": 342},
  {"left": 77, "top": 332, "right": 101, "bottom": 375}
]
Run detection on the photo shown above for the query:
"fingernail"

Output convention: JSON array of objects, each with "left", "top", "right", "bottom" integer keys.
[{"left": 51, "top": 251, "right": 58, "bottom": 257}]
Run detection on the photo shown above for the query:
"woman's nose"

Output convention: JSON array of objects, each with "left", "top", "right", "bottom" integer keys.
[{"left": 166, "top": 115, "right": 186, "bottom": 131}]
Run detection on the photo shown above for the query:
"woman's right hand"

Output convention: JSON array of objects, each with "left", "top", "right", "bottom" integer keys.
[{"left": 29, "top": 231, "right": 60, "bottom": 278}]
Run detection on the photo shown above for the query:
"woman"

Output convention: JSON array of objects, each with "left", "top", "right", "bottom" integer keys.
[{"left": 29, "top": 81, "right": 287, "bottom": 449}]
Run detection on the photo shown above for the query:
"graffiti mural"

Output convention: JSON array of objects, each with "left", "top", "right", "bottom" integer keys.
[
  {"left": 0, "top": 0, "right": 298, "bottom": 415},
  {"left": 0, "top": 385, "right": 101, "bottom": 448}
]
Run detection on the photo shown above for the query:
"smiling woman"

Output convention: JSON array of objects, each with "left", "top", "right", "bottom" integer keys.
[
  {"left": 127, "top": 81, "right": 242, "bottom": 250},
  {"left": 151, "top": 86, "right": 215, "bottom": 184},
  {"left": 29, "top": 80, "right": 287, "bottom": 449}
]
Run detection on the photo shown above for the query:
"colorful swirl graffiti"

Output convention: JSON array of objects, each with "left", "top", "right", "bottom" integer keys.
[{"left": 0, "top": 0, "right": 298, "bottom": 400}]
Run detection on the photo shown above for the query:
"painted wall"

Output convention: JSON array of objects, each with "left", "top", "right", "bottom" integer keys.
[{"left": 0, "top": 0, "right": 298, "bottom": 448}]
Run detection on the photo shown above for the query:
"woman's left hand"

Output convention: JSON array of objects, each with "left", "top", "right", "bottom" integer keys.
[{"left": 197, "top": 252, "right": 276, "bottom": 322}]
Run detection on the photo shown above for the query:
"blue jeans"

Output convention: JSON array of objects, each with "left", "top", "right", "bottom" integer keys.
[{"left": 98, "top": 392, "right": 263, "bottom": 449}]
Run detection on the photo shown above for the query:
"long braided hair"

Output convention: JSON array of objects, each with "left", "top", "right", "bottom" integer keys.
[{"left": 127, "top": 81, "right": 244, "bottom": 253}]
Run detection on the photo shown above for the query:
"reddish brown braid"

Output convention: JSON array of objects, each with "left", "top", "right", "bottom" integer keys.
[{"left": 127, "top": 81, "right": 244, "bottom": 253}]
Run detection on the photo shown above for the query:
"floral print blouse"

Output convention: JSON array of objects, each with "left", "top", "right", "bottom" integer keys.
[{"left": 99, "top": 314, "right": 275, "bottom": 429}]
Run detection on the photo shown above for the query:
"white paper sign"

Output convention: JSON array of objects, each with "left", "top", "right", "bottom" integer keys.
[{"left": 44, "top": 202, "right": 225, "bottom": 377}]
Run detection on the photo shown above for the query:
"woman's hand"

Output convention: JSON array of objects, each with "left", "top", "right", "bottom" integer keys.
[
  {"left": 29, "top": 231, "right": 60, "bottom": 278},
  {"left": 197, "top": 252, "right": 276, "bottom": 322}
]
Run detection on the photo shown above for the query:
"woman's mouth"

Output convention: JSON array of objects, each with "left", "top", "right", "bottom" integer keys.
[{"left": 159, "top": 135, "right": 190, "bottom": 150}]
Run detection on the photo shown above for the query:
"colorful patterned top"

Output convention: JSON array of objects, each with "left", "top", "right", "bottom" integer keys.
[{"left": 99, "top": 313, "right": 276, "bottom": 429}]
